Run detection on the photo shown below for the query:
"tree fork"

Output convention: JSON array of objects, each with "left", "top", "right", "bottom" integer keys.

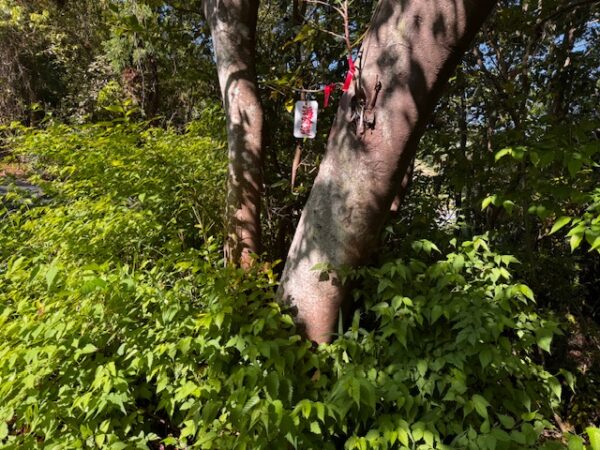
[{"left": 278, "top": 0, "right": 497, "bottom": 343}]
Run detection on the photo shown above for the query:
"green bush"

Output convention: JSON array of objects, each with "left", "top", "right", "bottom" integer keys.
[
  {"left": 2, "top": 117, "right": 226, "bottom": 262},
  {"left": 0, "top": 122, "right": 573, "bottom": 449}
]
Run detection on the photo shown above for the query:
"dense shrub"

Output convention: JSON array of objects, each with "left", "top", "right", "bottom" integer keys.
[
  {"left": 0, "top": 122, "right": 589, "bottom": 449},
  {"left": 2, "top": 117, "right": 226, "bottom": 262}
]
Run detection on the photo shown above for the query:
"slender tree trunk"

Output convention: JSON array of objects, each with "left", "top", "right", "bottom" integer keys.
[
  {"left": 278, "top": 0, "right": 496, "bottom": 343},
  {"left": 203, "top": 0, "right": 264, "bottom": 268},
  {"left": 550, "top": 21, "right": 577, "bottom": 121},
  {"left": 456, "top": 77, "right": 468, "bottom": 213}
]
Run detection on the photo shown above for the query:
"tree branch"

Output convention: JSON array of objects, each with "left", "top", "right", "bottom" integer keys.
[{"left": 536, "top": 0, "right": 600, "bottom": 28}]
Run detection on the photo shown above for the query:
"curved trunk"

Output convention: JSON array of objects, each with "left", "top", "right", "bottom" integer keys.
[
  {"left": 203, "top": 0, "right": 264, "bottom": 268},
  {"left": 278, "top": 0, "right": 496, "bottom": 343}
]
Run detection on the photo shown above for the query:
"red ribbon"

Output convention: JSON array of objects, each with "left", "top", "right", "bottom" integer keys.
[
  {"left": 322, "top": 55, "right": 354, "bottom": 108},
  {"left": 342, "top": 56, "right": 355, "bottom": 92},
  {"left": 323, "top": 83, "right": 336, "bottom": 107}
]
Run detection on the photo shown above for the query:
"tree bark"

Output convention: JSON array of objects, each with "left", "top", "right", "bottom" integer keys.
[
  {"left": 278, "top": 0, "right": 496, "bottom": 343},
  {"left": 203, "top": 0, "right": 264, "bottom": 268}
]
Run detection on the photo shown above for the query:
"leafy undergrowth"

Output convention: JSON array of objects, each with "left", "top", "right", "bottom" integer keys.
[{"left": 0, "top": 121, "right": 595, "bottom": 449}]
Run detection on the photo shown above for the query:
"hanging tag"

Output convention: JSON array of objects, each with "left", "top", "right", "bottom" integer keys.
[
  {"left": 324, "top": 83, "right": 336, "bottom": 107},
  {"left": 293, "top": 100, "right": 318, "bottom": 139},
  {"left": 342, "top": 56, "right": 355, "bottom": 92}
]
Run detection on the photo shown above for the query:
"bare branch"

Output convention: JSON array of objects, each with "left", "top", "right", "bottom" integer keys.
[{"left": 314, "top": 27, "right": 346, "bottom": 41}]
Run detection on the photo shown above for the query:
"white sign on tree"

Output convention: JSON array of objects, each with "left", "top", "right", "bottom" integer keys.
[{"left": 293, "top": 100, "right": 318, "bottom": 139}]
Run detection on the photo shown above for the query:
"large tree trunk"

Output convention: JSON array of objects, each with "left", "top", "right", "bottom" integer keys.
[
  {"left": 278, "top": 0, "right": 496, "bottom": 343},
  {"left": 203, "top": 0, "right": 263, "bottom": 268}
]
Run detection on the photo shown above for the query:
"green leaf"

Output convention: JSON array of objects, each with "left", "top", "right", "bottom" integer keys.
[
  {"left": 492, "top": 428, "right": 511, "bottom": 442},
  {"left": 503, "top": 200, "right": 515, "bottom": 215},
  {"left": 285, "top": 98, "right": 294, "bottom": 113},
  {"left": 104, "top": 104, "right": 125, "bottom": 114},
  {"left": 560, "top": 369, "right": 576, "bottom": 392},
  {"left": 590, "top": 236, "right": 600, "bottom": 252},
  {"left": 536, "top": 328, "right": 553, "bottom": 353},
  {"left": 46, "top": 264, "right": 59, "bottom": 290},
  {"left": 242, "top": 395, "right": 260, "bottom": 415},
  {"left": 412, "top": 424, "right": 424, "bottom": 442},
  {"left": 398, "top": 429, "right": 409, "bottom": 447},
  {"left": 570, "top": 233, "right": 583, "bottom": 252},
  {"left": 482, "top": 195, "right": 497, "bottom": 210},
  {"left": 416, "top": 360, "right": 427, "bottom": 377},
  {"left": 495, "top": 148, "right": 512, "bottom": 161},
  {"left": 550, "top": 216, "right": 571, "bottom": 234},
  {"left": 517, "top": 284, "right": 535, "bottom": 301},
  {"left": 567, "top": 434, "right": 584, "bottom": 450},
  {"left": 301, "top": 400, "right": 312, "bottom": 419},
  {"left": 497, "top": 414, "right": 515, "bottom": 429},
  {"left": 265, "top": 372, "right": 280, "bottom": 397},
  {"left": 587, "top": 427, "right": 600, "bottom": 450},
  {"left": 310, "top": 421, "right": 321, "bottom": 435},
  {"left": 548, "top": 377, "right": 561, "bottom": 400},
  {"left": 423, "top": 430, "right": 434, "bottom": 447},
  {"left": 480, "top": 419, "right": 491, "bottom": 433},
  {"left": 452, "top": 254, "right": 465, "bottom": 272},
  {"left": 95, "top": 433, "right": 106, "bottom": 448},
  {"left": 80, "top": 344, "right": 98, "bottom": 354},
  {"left": 480, "top": 434, "right": 497, "bottom": 450},
  {"left": 567, "top": 158, "right": 583, "bottom": 177},
  {"left": 472, "top": 394, "right": 490, "bottom": 419},
  {"left": 0, "top": 422, "right": 8, "bottom": 440},
  {"left": 479, "top": 348, "right": 492, "bottom": 369},
  {"left": 315, "top": 402, "right": 325, "bottom": 422}
]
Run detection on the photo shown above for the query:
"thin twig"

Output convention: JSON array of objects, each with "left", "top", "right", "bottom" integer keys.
[
  {"left": 261, "top": 82, "right": 331, "bottom": 94},
  {"left": 305, "top": 0, "right": 352, "bottom": 52},
  {"left": 342, "top": 0, "right": 352, "bottom": 53},
  {"left": 305, "top": 0, "right": 344, "bottom": 17},
  {"left": 314, "top": 27, "right": 346, "bottom": 41},
  {"left": 290, "top": 86, "right": 326, "bottom": 93}
]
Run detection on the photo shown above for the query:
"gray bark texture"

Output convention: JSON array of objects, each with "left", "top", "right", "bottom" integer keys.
[
  {"left": 278, "top": 0, "right": 497, "bottom": 343},
  {"left": 203, "top": 0, "right": 264, "bottom": 268}
]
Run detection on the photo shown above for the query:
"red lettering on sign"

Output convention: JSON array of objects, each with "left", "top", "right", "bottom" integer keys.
[{"left": 300, "top": 105, "right": 314, "bottom": 135}]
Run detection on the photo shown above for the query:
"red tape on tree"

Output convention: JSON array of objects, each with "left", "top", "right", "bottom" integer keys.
[
  {"left": 342, "top": 56, "right": 355, "bottom": 92},
  {"left": 323, "top": 83, "right": 336, "bottom": 107}
]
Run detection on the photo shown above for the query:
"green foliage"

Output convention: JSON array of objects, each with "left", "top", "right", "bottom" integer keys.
[
  {"left": 563, "top": 428, "right": 600, "bottom": 450},
  {"left": 2, "top": 116, "right": 226, "bottom": 261},
  {"left": 586, "top": 427, "right": 600, "bottom": 450},
  {"left": 1, "top": 122, "right": 569, "bottom": 448},
  {"left": 0, "top": 0, "right": 110, "bottom": 123},
  {"left": 2, "top": 0, "right": 599, "bottom": 447},
  {"left": 400, "top": 1, "right": 600, "bottom": 431},
  {"left": 333, "top": 237, "right": 563, "bottom": 450},
  {"left": 101, "top": 0, "right": 219, "bottom": 122},
  {"left": 485, "top": 122, "right": 600, "bottom": 256}
]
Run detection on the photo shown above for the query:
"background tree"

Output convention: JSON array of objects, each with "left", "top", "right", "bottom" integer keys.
[
  {"left": 0, "top": 0, "right": 108, "bottom": 124},
  {"left": 202, "top": 0, "right": 264, "bottom": 268}
]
